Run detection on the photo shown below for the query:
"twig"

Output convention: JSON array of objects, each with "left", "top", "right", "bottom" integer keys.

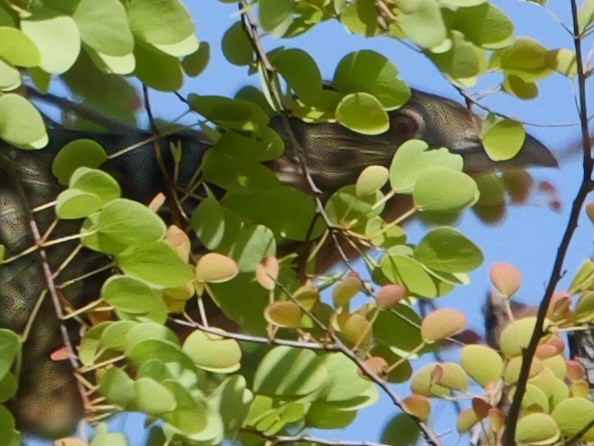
[
  {"left": 504, "top": 2, "right": 594, "bottom": 444},
  {"left": 25, "top": 85, "right": 138, "bottom": 134},
  {"left": 454, "top": 86, "right": 579, "bottom": 128},
  {"left": 244, "top": 428, "right": 391, "bottom": 446}
]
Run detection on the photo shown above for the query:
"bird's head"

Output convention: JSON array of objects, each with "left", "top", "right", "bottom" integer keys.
[{"left": 273, "top": 88, "right": 557, "bottom": 195}]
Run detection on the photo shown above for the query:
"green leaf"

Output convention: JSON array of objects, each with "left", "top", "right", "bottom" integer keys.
[
  {"left": 95, "top": 199, "right": 165, "bottom": 245},
  {"left": 334, "top": 50, "right": 410, "bottom": 110},
  {"left": 492, "top": 38, "right": 552, "bottom": 82},
  {"left": 56, "top": 189, "right": 104, "bottom": 219},
  {"left": 182, "top": 331, "right": 242, "bottom": 373},
  {"left": 340, "top": 0, "right": 378, "bottom": 37},
  {"left": 380, "top": 254, "right": 438, "bottom": 297},
  {"left": 182, "top": 42, "right": 210, "bottom": 77},
  {"left": 381, "top": 413, "right": 420, "bottom": 446},
  {"left": 52, "top": 139, "right": 108, "bottom": 185},
  {"left": 356, "top": 166, "right": 389, "bottom": 197},
  {"left": 443, "top": 3, "right": 514, "bottom": 50},
  {"left": 503, "top": 75, "right": 538, "bottom": 100},
  {"left": 482, "top": 115, "right": 526, "bottom": 161},
  {"left": 117, "top": 241, "right": 194, "bottom": 288},
  {"left": 188, "top": 94, "right": 269, "bottom": 134},
  {"left": 272, "top": 49, "right": 322, "bottom": 105},
  {"left": 414, "top": 227, "right": 483, "bottom": 273},
  {"left": 127, "top": 0, "right": 195, "bottom": 45},
  {"left": 325, "top": 185, "right": 383, "bottom": 228},
  {"left": 0, "top": 330, "right": 19, "bottom": 381},
  {"left": 209, "top": 376, "right": 253, "bottom": 432},
  {"left": 428, "top": 31, "right": 484, "bottom": 88},
  {"left": 222, "top": 22, "right": 254, "bottom": 66},
  {"left": 515, "top": 413, "right": 560, "bottom": 445},
  {"left": 73, "top": 0, "right": 134, "bottom": 56},
  {"left": 389, "top": 139, "right": 463, "bottom": 193},
  {"left": 90, "top": 424, "right": 128, "bottom": 446},
  {"left": 0, "top": 93, "right": 47, "bottom": 149},
  {"left": 460, "top": 345, "right": 504, "bottom": 386},
  {"left": 21, "top": 7, "right": 80, "bottom": 74},
  {"left": 0, "top": 27, "right": 40, "bottom": 67},
  {"left": 134, "top": 377, "right": 177, "bottom": 414},
  {"left": 0, "top": 373, "right": 17, "bottom": 403},
  {"left": 552, "top": 398, "right": 594, "bottom": 441},
  {"left": 413, "top": 168, "right": 479, "bottom": 212},
  {"left": 254, "top": 347, "right": 328, "bottom": 400},
  {"left": 102, "top": 276, "right": 163, "bottom": 314},
  {"left": 99, "top": 367, "right": 135, "bottom": 409},
  {"left": 398, "top": 0, "right": 447, "bottom": 50},
  {"left": 0, "top": 59, "right": 20, "bottom": 91},
  {"left": 133, "top": 44, "right": 183, "bottom": 92},
  {"left": 259, "top": 0, "right": 295, "bottom": 37},
  {"left": 336, "top": 92, "right": 389, "bottom": 135},
  {"left": 222, "top": 186, "right": 320, "bottom": 241}
]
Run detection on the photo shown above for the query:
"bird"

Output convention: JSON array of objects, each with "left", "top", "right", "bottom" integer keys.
[{"left": 0, "top": 88, "right": 557, "bottom": 439}]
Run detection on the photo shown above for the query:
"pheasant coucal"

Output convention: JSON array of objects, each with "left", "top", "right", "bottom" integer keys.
[{"left": 0, "top": 88, "right": 557, "bottom": 438}]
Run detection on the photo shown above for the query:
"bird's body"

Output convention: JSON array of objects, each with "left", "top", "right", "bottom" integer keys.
[{"left": 0, "top": 89, "right": 556, "bottom": 438}]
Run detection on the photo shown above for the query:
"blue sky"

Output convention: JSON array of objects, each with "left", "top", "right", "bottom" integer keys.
[{"left": 28, "top": 0, "right": 594, "bottom": 444}]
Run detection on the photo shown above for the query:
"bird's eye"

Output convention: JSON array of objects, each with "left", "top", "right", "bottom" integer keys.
[{"left": 390, "top": 114, "right": 419, "bottom": 138}]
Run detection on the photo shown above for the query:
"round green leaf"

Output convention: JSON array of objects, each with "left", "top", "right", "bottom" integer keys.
[
  {"left": 380, "top": 254, "right": 438, "bottom": 298},
  {"left": 336, "top": 92, "right": 389, "bottom": 135},
  {"left": 0, "top": 27, "right": 40, "bottom": 67},
  {"left": 460, "top": 345, "right": 504, "bottom": 386},
  {"left": 333, "top": 50, "right": 410, "bottom": 110},
  {"left": 0, "top": 93, "right": 47, "bottom": 149},
  {"left": 272, "top": 49, "right": 322, "bottom": 105},
  {"left": 117, "top": 241, "right": 194, "bottom": 288},
  {"left": 259, "top": 0, "right": 295, "bottom": 37},
  {"left": 73, "top": 0, "right": 133, "bottom": 56},
  {"left": 182, "top": 42, "right": 210, "bottom": 77},
  {"left": 222, "top": 22, "right": 254, "bottom": 66},
  {"left": 97, "top": 199, "right": 165, "bottom": 245},
  {"left": 381, "top": 413, "right": 420, "bottom": 446},
  {"left": 414, "top": 227, "right": 483, "bottom": 273},
  {"left": 428, "top": 31, "right": 483, "bottom": 87},
  {"left": 127, "top": 0, "right": 194, "bottom": 45},
  {"left": 421, "top": 309, "right": 467, "bottom": 343},
  {"left": 134, "top": 377, "right": 176, "bottom": 414},
  {"left": 99, "top": 367, "right": 135, "bottom": 409},
  {"left": 254, "top": 347, "right": 328, "bottom": 400},
  {"left": 499, "top": 317, "right": 540, "bottom": 358},
  {"left": 69, "top": 167, "right": 121, "bottom": 204},
  {"left": 0, "top": 59, "right": 20, "bottom": 91},
  {"left": 56, "top": 188, "right": 104, "bottom": 219},
  {"left": 101, "top": 276, "right": 163, "bottom": 314},
  {"left": 133, "top": 44, "right": 183, "bottom": 92},
  {"left": 413, "top": 168, "right": 479, "bottom": 212},
  {"left": 0, "top": 330, "right": 19, "bottom": 381},
  {"left": 552, "top": 398, "right": 594, "bottom": 441},
  {"left": 340, "top": 0, "right": 378, "bottom": 37},
  {"left": 182, "top": 330, "right": 242, "bottom": 373},
  {"left": 52, "top": 139, "right": 108, "bottom": 185},
  {"left": 515, "top": 413, "right": 560, "bottom": 445},
  {"left": 21, "top": 7, "right": 80, "bottom": 74},
  {"left": 398, "top": 0, "right": 447, "bottom": 50},
  {"left": 356, "top": 165, "right": 389, "bottom": 197},
  {"left": 389, "top": 139, "right": 463, "bottom": 193},
  {"left": 482, "top": 115, "right": 526, "bottom": 161}
]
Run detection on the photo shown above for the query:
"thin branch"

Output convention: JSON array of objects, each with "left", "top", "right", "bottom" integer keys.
[
  {"left": 454, "top": 86, "right": 580, "bottom": 128},
  {"left": 25, "top": 85, "right": 139, "bottom": 134},
  {"left": 244, "top": 428, "right": 391, "bottom": 446},
  {"left": 170, "top": 317, "right": 341, "bottom": 351},
  {"left": 504, "top": 3, "right": 594, "bottom": 444}
]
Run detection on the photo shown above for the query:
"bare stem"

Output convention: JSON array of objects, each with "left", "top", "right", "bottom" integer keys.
[{"left": 504, "top": 4, "right": 594, "bottom": 444}]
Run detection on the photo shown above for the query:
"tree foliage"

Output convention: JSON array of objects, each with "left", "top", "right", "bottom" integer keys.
[{"left": 0, "top": 0, "right": 593, "bottom": 446}]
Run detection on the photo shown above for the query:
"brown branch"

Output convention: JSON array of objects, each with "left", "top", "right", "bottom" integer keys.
[
  {"left": 243, "top": 427, "right": 392, "bottom": 446},
  {"left": 25, "top": 85, "right": 138, "bottom": 134},
  {"left": 504, "top": 3, "right": 594, "bottom": 444}
]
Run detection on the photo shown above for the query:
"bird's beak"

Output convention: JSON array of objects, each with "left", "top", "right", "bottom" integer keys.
[{"left": 401, "top": 89, "right": 558, "bottom": 174}]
